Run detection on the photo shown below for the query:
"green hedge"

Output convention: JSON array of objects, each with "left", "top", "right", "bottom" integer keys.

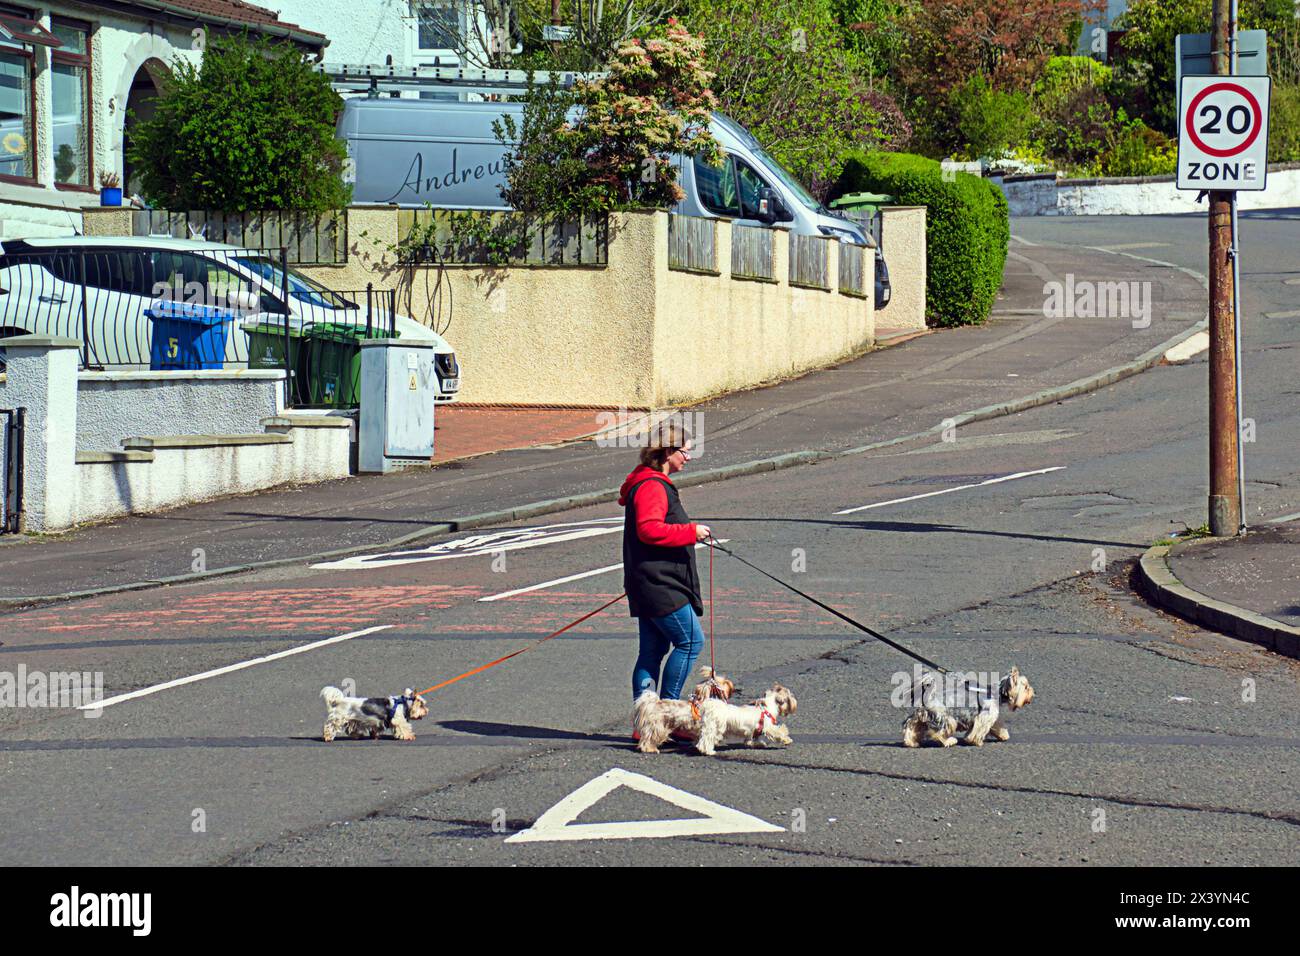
[{"left": 832, "top": 151, "right": 1009, "bottom": 327}]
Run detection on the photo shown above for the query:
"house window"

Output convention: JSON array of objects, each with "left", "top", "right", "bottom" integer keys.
[
  {"left": 50, "top": 17, "right": 91, "bottom": 188},
  {"left": 414, "top": 2, "right": 461, "bottom": 53},
  {"left": 0, "top": 6, "right": 41, "bottom": 182}
]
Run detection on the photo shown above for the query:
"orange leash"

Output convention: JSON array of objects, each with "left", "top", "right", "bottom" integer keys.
[{"left": 414, "top": 592, "right": 627, "bottom": 698}]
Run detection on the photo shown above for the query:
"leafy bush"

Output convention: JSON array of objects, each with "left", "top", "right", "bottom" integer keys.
[
  {"left": 1268, "top": 83, "right": 1300, "bottom": 163},
  {"left": 128, "top": 35, "right": 350, "bottom": 212},
  {"left": 950, "top": 75, "right": 1035, "bottom": 159},
  {"left": 1034, "top": 55, "right": 1112, "bottom": 105},
  {"left": 832, "top": 151, "right": 1009, "bottom": 328},
  {"left": 1031, "top": 83, "right": 1116, "bottom": 173},
  {"left": 1098, "top": 123, "right": 1177, "bottom": 177}
]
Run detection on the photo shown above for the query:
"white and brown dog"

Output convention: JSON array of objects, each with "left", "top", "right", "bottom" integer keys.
[
  {"left": 901, "top": 666, "right": 1035, "bottom": 748},
  {"left": 320, "top": 685, "right": 429, "bottom": 742},
  {"left": 695, "top": 683, "right": 798, "bottom": 756},
  {"left": 633, "top": 667, "right": 735, "bottom": 754}
]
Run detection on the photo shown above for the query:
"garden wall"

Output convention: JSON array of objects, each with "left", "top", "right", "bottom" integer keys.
[
  {"left": 994, "top": 163, "right": 1300, "bottom": 216},
  {"left": 294, "top": 208, "right": 921, "bottom": 408}
]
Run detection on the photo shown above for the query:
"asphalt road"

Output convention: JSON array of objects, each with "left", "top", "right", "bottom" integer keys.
[{"left": 1, "top": 212, "right": 1298, "bottom": 867}]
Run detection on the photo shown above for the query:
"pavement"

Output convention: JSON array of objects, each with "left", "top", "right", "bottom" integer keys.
[
  {"left": 0, "top": 235, "right": 1208, "bottom": 605},
  {"left": 430, "top": 404, "right": 631, "bottom": 464},
  {"left": 1137, "top": 517, "right": 1300, "bottom": 659},
  {"left": 2, "top": 212, "right": 1299, "bottom": 869}
]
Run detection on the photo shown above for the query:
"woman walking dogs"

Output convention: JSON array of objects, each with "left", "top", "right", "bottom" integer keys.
[{"left": 618, "top": 422, "right": 712, "bottom": 735}]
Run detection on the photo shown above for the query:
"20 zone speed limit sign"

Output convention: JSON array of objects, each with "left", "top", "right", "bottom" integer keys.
[{"left": 1178, "top": 75, "right": 1272, "bottom": 191}]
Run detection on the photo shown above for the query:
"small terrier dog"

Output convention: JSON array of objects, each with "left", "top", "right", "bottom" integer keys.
[
  {"left": 320, "top": 685, "right": 429, "bottom": 742},
  {"left": 633, "top": 667, "right": 735, "bottom": 754},
  {"left": 695, "top": 683, "right": 798, "bottom": 756},
  {"left": 901, "top": 666, "right": 1034, "bottom": 748}
]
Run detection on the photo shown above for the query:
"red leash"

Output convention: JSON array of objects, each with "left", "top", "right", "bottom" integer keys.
[
  {"left": 414, "top": 592, "right": 626, "bottom": 698},
  {"left": 708, "top": 536, "right": 716, "bottom": 674}
]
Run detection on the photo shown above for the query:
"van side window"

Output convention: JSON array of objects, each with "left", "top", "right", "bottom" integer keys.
[
  {"left": 735, "top": 160, "right": 770, "bottom": 220},
  {"left": 693, "top": 154, "right": 739, "bottom": 217}
]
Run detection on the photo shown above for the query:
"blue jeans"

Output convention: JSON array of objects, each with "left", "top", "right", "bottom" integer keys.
[{"left": 633, "top": 603, "right": 704, "bottom": 702}]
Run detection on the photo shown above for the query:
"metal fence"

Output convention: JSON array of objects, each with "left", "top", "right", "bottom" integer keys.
[
  {"left": 838, "top": 243, "right": 868, "bottom": 298},
  {"left": 0, "top": 407, "right": 22, "bottom": 533},
  {"left": 667, "top": 215, "right": 718, "bottom": 273},
  {"left": 132, "top": 210, "right": 348, "bottom": 266},
  {"left": 731, "top": 224, "right": 775, "bottom": 281},
  {"left": 789, "top": 235, "right": 830, "bottom": 290},
  {"left": 0, "top": 245, "right": 287, "bottom": 370},
  {"left": 0, "top": 245, "right": 397, "bottom": 408},
  {"left": 397, "top": 209, "right": 608, "bottom": 266}
]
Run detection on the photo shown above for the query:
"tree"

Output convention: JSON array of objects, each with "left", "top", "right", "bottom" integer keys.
[
  {"left": 683, "top": 0, "right": 907, "bottom": 199},
  {"left": 887, "top": 0, "right": 1092, "bottom": 156},
  {"left": 498, "top": 20, "right": 721, "bottom": 214},
  {"left": 472, "top": 0, "right": 682, "bottom": 71},
  {"left": 1115, "top": 0, "right": 1294, "bottom": 135},
  {"left": 128, "top": 34, "right": 350, "bottom": 212}
]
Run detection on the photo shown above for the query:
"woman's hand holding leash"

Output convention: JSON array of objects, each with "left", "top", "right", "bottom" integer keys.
[{"left": 695, "top": 524, "right": 712, "bottom": 542}]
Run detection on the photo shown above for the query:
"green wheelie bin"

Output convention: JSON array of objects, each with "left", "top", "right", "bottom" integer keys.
[{"left": 301, "top": 322, "right": 397, "bottom": 408}]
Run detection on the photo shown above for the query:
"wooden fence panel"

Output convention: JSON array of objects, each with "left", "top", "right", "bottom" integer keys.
[
  {"left": 131, "top": 210, "right": 347, "bottom": 264},
  {"left": 394, "top": 210, "right": 607, "bottom": 266},
  {"left": 838, "top": 243, "right": 867, "bottom": 297},
  {"left": 667, "top": 215, "right": 717, "bottom": 273},
  {"left": 788, "top": 234, "right": 830, "bottom": 289},
  {"left": 730, "top": 224, "right": 775, "bottom": 280}
]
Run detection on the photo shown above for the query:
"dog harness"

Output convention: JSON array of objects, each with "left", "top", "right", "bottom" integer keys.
[
  {"left": 754, "top": 708, "right": 779, "bottom": 738},
  {"left": 386, "top": 695, "right": 411, "bottom": 722}
]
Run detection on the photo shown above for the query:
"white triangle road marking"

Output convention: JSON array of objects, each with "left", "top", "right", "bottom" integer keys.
[{"left": 505, "top": 768, "right": 785, "bottom": 844}]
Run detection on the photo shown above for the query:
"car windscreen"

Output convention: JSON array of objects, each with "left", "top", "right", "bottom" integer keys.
[{"left": 233, "top": 257, "right": 357, "bottom": 310}]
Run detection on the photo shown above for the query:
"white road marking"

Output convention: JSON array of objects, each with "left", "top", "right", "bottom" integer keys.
[
  {"left": 1096, "top": 242, "right": 1170, "bottom": 251},
  {"left": 1263, "top": 309, "right": 1300, "bottom": 319},
  {"left": 77, "top": 625, "right": 393, "bottom": 712},
  {"left": 1009, "top": 235, "right": 1038, "bottom": 247},
  {"left": 478, "top": 540, "right": 728, "bottom": 602},
  {"left": 1164, "top": 330, "right": 1210, "bottom": 363},
  {"left": 480, "top": 563, "right": 624, "bottom": 602},
  {"left": 834, "top": 467, "right": 1066, "bottom": 515},
  {"left": 312, "top": 518, "right": 623, "bottom": 571},
  {"left": 505, "top": 767, "right": 785, "bottom": 843},
  {"left": 903, "top": 429, "right": 1077, "bottom": 455}
]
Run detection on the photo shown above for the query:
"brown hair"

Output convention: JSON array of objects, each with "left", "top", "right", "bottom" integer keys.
[{"left": 638, "top": 418, "right": 692, "bottom": 470}]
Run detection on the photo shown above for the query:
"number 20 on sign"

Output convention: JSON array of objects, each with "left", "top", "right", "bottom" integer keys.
[{"left": 1177, "top": 75, "right": 1272, "bottom": 191}]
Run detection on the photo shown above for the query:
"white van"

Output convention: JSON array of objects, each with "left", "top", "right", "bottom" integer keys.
[
  {"left": 0, "top": 237, "right": 461, "bottom": 402},
  {"left": 339, "top": 98, "right": 891, "bottom": 307}
]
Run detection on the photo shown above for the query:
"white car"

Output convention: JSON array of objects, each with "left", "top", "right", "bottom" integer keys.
[{"left": 0, "top": 236, "right": 460, "bottom": 403}]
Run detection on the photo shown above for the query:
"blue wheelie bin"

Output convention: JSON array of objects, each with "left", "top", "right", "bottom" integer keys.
[{"left": 146, "top": 300, "right": 233, "bottom": 370}]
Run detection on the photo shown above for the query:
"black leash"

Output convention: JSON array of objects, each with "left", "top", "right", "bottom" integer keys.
[{"left": 705, "top": 539, "right": 949, "bottom": 675}]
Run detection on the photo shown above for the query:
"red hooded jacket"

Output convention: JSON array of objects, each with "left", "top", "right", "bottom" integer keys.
[{"left": 617, "top": 465, "right": 697, "bottom": 548}]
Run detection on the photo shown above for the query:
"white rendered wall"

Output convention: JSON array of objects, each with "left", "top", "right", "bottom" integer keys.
[
  {"left": 995, "top": 166, "right": 1300, "bottom": 216},
  {"left": 77, "top": 370, "right": 285, "bottom": 452},
  {"left": 270, "top": 0, "right": 415, "bottom": 66},
  {"left": 76, "top": 428, "right": 351, "bottom": 526}
]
